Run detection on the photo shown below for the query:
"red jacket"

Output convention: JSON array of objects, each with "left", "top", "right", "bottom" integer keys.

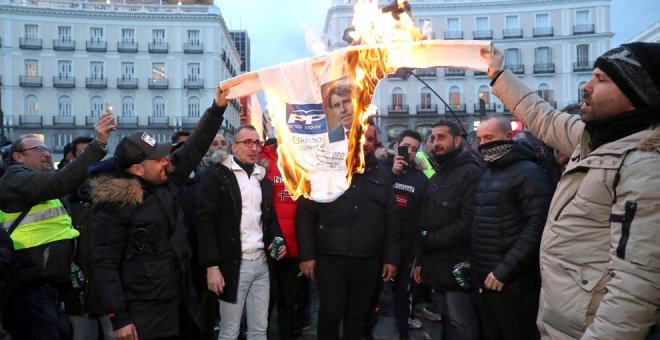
[{"left": 258, "top": 145, "right": 299, "bottom": 258}]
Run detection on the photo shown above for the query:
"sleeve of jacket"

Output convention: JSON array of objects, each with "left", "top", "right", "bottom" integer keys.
[
  {"left": 382, "top": 172, "right": 401, "bottom": 267},
  {"left": 92, "top": 203, "right": 131, "bottom": 327},
  {"left": 170, "top": 102, "right": 225, "bottom": 185},
  {"left": 493, "top": 165, "right": 552, "bottom": 283},
  {"left": 492, "top": 70, "right": 584, "bottom": 157},
  {"left": 581, "top": 152, "right": 660, "bottom": 340},
  {"left": 263, "top": 180, "right": 283, "bottom": 245},
  {"left": 195, "top": 166, "right": 223, "bottom": 268},
  {"left": 294, "top": 197, "right": 318, "bottom": 262},
  {"left": 423, "top": 164, "right": 483, "bottom": 250}
]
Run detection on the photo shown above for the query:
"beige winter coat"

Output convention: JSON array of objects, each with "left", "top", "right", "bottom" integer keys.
[{"left": 493, "top": 70, "right": 660, "bottom": 340}]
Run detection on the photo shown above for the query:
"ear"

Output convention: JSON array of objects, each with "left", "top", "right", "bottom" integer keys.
[
  {"left": 11, "top": 152, "right": 25, "bottom": 163},
  {"left": 230, "top": 143, "right": 237, "bottom": 155},
  {"left": 454, "top": 135, "right": 462, "bottom": 147},
  {"left": 505, "top": 131, "right": 513, "bottom": 139},
  {"left": 127, "top": 164, "right": 144, "bottom": 177}
]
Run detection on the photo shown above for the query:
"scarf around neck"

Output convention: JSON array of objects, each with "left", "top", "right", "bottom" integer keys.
[
  {"left": 584, "top": 107, "right": 660, "bottom": 150},
  {"left": 478, "top": 140, "right": 516, "bottom": 163}
]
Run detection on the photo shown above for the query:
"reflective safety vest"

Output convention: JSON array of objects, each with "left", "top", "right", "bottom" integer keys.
[
  {"left": 417, "top": 151, "right": 436, "bottom": 179},
  {"left": 0, "top": 199, "right": 79, "bottom": 250}
]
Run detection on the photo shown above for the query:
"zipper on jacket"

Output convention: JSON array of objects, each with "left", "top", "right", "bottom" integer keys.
[
  {"left": 616, "top": 201, "right": 637, "bottom": 260},
  {"left": 554, "top": 192, "right": 577, "bottom": 222}
]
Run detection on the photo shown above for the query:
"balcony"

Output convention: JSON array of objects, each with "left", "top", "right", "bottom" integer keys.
[
  {"left": 573, "top": 24, "right": 595, "bottom": 35},
  {"left": 118, "top": 116, "right": 138, "bottom": 127},
  {"left": 416, "top": 104, "right": 438, "bottom": 115},
  {"left": 19, "top": 115, "right": 43, "bottom": 127},
  {"left": 117, "top": 77, "right": 138, "bottom": 89},
  {"left": 473, "top": 30, "right": 493, "bottom": 40},
  {"left": 473, "top": 71, "right": 488, "bottom": 77},
  {"left": 503, "top": 28, "right": 523, "bottom": 39},
  {"left": 473, "top": 103, "right": 500, "bottom": 113},
  {"left": 148, "top": 78, "right": 169, "bottom": 89},
  {"left": 504, "top": 64, "right": 525, "bottom": 75},
  {"left": 181, "top": 116, "right": 200, "bottom": 127},
  {"left": 388, "top": 105, "right": 409, "bottom": 115},
  {"left": 86, "top": 40, "right": 107, "bottom": 52},
  {"left": 533, "top": 27, "right": 554, "bottom": 37},
  {"left": 534, "top": 63, "right": 555, "bottom": 74},
  {"left": 20, "top": 76, "right": 43, "bottom": 87},
  {"left": 53, "top": 116, "right": 75, "bottom": 126},
  {"left": 148, "top": 116, "right": 169, "bottom": 127},
  {"left": 53, "top": 76, "right": 75, "bottom": 88},
  {"left": 445, "top": 68, "right": 465, "bottom": 77},
  {"left": 148, "top": 42, "right": 169, "bottom": 53},
  {"left": 444, "top": 31, "right": 463, "bottom": 40},
  {"left": 184, "top": 78, "right": 204, "bottom": 89},
  {"left": 85, "top": 116, "right": 98, "bottom": 126},
  {"left": 183, "top": 42, "right": 203, "bottom": 54},
  {"left": 19, "top": 37, "right": 42, "bottom": 49},
  {"left": 415, "top": 68, "right": 436, "bottom": 78},
  {"left": 53, "top": 39, "right": 75, "bottom": 51},
  {"left": 86, "top": 77, "right": 107, "bottom": 88},
  {"left": 447, "top": 104, "right": 466, "bottom": 113},
  {"left": 117, "top": 41, "right": 138, "bottom": 53},
  {"left": 573, "top": 61, "right": 593, "bottom": 72}
]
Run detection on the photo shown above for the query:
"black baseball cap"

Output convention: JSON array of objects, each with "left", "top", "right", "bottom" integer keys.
[{"left": 114, "top": 132, "right": 171, "bottom": 169}]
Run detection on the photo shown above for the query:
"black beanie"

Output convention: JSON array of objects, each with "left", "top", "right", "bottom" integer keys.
[{"left": 594, "top": 42, "right": 660, "bottom": 108}]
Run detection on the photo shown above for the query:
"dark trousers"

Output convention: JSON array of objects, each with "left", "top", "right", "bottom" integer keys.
[
  {"left": 434, "top": 290, "right": 480, "bottom": 340},
  {"left": 476, "top": 289, "right": 540, "bottom": 340},
  {"left": 273, "top": 258, "right": 301, "bottom": 340},
  {"left": 11, "top": 283, "right": 60, "bottom": 340},
  {"left": 392, "top": 254, "right": 414, "bottom": 337},
  {"left": 316, "top": 255, "right": 381, "bottom": 340}
]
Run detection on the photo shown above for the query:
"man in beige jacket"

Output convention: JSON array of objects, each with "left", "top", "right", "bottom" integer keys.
[{"left": 480, "top": 43, "right": 659, "bottom": 340}]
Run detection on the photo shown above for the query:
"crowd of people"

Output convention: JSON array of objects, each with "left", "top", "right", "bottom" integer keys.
[{"left": 0, "top": 42, "right": 658, "bottom": 340}]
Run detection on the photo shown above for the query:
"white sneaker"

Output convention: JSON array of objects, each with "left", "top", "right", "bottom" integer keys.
[{"left": 408, "top": 317, "right": 423, "bottom": 330}]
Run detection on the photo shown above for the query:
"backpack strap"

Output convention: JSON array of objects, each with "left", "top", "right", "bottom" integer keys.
[{"left": 7, "top": 207, "right": 32, "bottom": 235}]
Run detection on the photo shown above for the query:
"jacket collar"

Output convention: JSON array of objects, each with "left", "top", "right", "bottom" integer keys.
[{"left": 223, "top": 156, "right": 265, "bottom": 181}]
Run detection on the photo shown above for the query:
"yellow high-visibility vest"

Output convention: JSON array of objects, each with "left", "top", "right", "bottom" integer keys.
[{"left": 0, "top": 199, "right": 79, "bottom": 250}]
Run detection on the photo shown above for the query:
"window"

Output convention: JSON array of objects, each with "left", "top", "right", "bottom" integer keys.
[
  {"left": 153, "top": 96, "right": 166, "bottom": 117},
  {"left": 90, "top": 27, "right": 103, "bottom": 42},
  {"left": 25, "top": 59, "right": 39, "bottom": 76},
  {"left": 478, "top": 85, "right": 491, "bottom": 106},
  {"left": 187, "top": 30, "right": 200, "bottom": 45},
  {"left": 578, "top": 81, "right": 587, "bottom": 101},
  {"left": 577, "top": 44, "right": 589, "bottom": 66},
  {"left": 420, "top": 88, "right": 432, "bottom": 109},
  {"left": 535, "top": 47, "right": 551, "bottom": 65},
  {"left": 58, "top": 96, "right": 72, "bottom": 116},
  {"left": 505, "top": 48, "right": 520, "bottom": 66},
  {"left": 90, "top": 96, "right": 104, "bottom": 116},
  {"left": 536, "top": 84, "right": 553, "bottom": 101},
  {"left": 188, "top": 63, "right": 201, "bottom": 80},
  {"left": 90, "top": 62, "right": 104, "bottom": 79},
  {"left": 24, "top": 24, "right": 38, "bottom": 39},
  {"left": 57, "top": 26, "right": 72, "bottom": 42},
  {"left": 152, "top": 63, "right": 165, "bottom": 80},
  {"left": 476, "top": 17, "right": 489, "bottom": 31},
  {"left": 505, "top": 16, "right": 519, "bottom": 29},
  {"left": 536, "top": 14, "right": 549, "bottom": 28},
  {"left": 447, "top": 18, "right": 459, "bottom": 31},
  {"left": 391, "top": 88, "right": 404, "bottom": 109},
  {"left": 576, "top": 10, "right": 590, "bottom": 25},
  {"left": 121, "top": 28, "right": 135, "bottom": 43},
  {"left": 121, "top": 62, "right": 135, "bottom": 79},
  {"left": 188, "top": 97, "right": 201, "bottom": 117},
  {"left": 25, "top": 95, "right": 39, "bottom": 115},
  {"left": 58, "top": 60, "right": 72, "bottom": 78},
  {"left": 416, "top": 18, "right": 432, "bottom": 38},
  {"left": 54, "top": 134, "right": 73, "bottom": 149},
  {"left": 449, "top": 87, "right": 461, "bottom": 106},
  {"left": 152, "top": 29, "right": 165, "bottom": 43},
  {"left": 122, "top": 96, "right": 135, "bottom": 116}
]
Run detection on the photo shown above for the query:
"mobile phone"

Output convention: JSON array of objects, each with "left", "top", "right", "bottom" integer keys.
[{"left": 397, "top": 145, "right": 409, "bottom": 160}]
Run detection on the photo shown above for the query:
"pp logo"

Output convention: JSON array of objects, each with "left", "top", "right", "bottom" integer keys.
[{"left": 286, "top": 103, "right": 328, "bottom": 134}]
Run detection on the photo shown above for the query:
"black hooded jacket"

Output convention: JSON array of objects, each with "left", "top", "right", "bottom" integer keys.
[{"left": 471, "top": 142, "right": 552, "bottom": 292}]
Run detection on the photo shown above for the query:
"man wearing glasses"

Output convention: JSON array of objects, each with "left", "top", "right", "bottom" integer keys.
[
  {"left": 196, "top": 125, "right": 285, "bottom": 340},
  {"left": 0, "top": 115, "right": 115, "bottom": 340}
]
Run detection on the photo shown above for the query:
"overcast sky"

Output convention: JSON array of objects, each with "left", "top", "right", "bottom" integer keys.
[{"left": 215, "top": 0, "right": 659, "bottom": 72}]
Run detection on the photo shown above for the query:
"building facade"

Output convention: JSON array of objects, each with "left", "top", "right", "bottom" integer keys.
[
  {"left": 626, "top": 20, "right": 660, "bottom": 43},
  {"left": 229, "top": 30, "right": 250, "bottom": 72},
  {"left": 323, "top": 0, "right": 613, "bottom": 142},
  {"left": 0, "top": 0, "right": 242, "bottom": 155}
]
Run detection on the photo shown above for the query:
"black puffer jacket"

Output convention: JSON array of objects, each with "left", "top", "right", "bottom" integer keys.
[
  {"left": 417, "top": 148, "right": 484, "bottom": 291},
  {"left": 296, "top": 154, "right": 400, "bottom": 266},
  {"left": 471, "top": 142, "right": 552, "bottom": 292}
]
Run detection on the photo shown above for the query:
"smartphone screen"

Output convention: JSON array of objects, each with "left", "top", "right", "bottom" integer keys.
[{"left": 397, "top": 145, "right": 409, "bottom": 160}]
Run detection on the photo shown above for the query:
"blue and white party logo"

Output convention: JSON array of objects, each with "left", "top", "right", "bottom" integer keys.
[{"left": 286, "top": 103, "right": 328, "bottom": 134}]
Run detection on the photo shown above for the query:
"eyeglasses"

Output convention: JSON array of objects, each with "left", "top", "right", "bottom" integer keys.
[
  {"left": 18, "top": 146, "right": 53, "bottom": 154},
  {"left": 234, "top": 139, "right": 263, "bottom": 148}
]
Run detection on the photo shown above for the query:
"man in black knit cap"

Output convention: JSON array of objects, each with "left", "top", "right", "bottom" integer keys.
[{"left": 481, "top": 42, "right": 660, "bottom": 339}]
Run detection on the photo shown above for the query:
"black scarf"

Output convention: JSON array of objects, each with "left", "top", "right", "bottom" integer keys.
[
  {"left": 233, "top": 156, "right": 255, "bottom": 177},
  {"left": 584, "top": 107, "right": 660, "bottom": 150},
  {"left": 434, "top": 147, "right": 462, "bottom": 165},
  {"left": 478, "top": 140, "right": 515, "bottom": 163}
]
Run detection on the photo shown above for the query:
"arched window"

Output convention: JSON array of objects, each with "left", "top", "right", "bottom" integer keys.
[
  {"left": 478, "top": 85, "right": 490, "bottom": 107},
  {"left": 58, "top": 95, "right": 72, "bottom": 116},
  {"left": 449, "top": 86, "right": 461, "bottom": 110},
  {"left": 153, "top": 96, "right": 166, "bottom": 117},
  {"left": 391, "top": 87, "right": 405, "bottom": 110},
  {"left": 90, "top": 95, "right": 104, "bottom": 116},
  {"left": 188, "top": 96, "right": 200, "bottom": 117},
  {"left": 420, "top": 87, "right": 432, "bottom": 109},
  {"left": 536, "top": 83, "right": 553, "bottom": 101},
  {"left": 122, "top": 96, "right": 135, "bottom": 116},
  {"left": 25, "top": 95, "right": 39, "bottom": 115}
]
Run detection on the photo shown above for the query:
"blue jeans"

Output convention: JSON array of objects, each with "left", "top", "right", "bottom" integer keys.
[
  {"left": 218, "top": 256, "right": 270, "bottom": 340},
  {"left": 11, "top": 283, "right": 60, "bottom": 340},
  {"left": 434, "top": 290, "right": 480, "bottom": 340}
]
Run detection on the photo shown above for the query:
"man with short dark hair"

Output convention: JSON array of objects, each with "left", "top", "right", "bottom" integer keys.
[
  {"left": 70, "top": 136, "right": 94, "bottom": 159},
  {"left": 91, "top": 88, "right": 228, "bottom": 340},
  {"left": 482, "top": 42, "right": 660, "bottom": 339},
  {"left": 414, "top": 120, "right": 482, "bottom": 340},
  {"left": 171, "top": 130, "right": 192, "bottom": 145},
  {"left": 0, "top": 116, "right": 115, "bottom": 340}
]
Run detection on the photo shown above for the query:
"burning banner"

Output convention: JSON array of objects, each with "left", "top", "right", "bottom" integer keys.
[{"left": 220, "top": 1, "right": 489, "bottom": 202}]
